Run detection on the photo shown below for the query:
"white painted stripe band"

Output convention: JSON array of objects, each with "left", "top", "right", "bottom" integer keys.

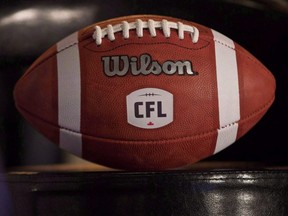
[
  {"left": 59, "top": 129, "right": 82, "bottom": 156},
  {"left": 212, "top": 30, "right": 240, "bottom": 154},
  {"left": 214, "top": 123, "right": 239, "bottom": 154},
  {"left": 57, "top": 32, "right": 82, "bottom": 156}
]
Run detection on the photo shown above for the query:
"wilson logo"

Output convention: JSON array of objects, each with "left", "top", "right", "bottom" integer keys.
[
  {"left": 126, "top": 88, "right": 173, "bottom": 129},
  {"left": 102, "top": 54, "right": 198, "bottom": 76}
]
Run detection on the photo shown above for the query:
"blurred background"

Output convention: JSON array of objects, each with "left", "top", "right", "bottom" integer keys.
[{"left": 0, "top": 0, "right": 288, "bottom": 170}]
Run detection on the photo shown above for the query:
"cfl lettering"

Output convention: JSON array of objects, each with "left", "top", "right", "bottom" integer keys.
[{"left": 134, "top": 101, "right": 167, "bottom": 118}]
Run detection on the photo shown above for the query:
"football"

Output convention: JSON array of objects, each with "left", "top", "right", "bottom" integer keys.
[{"left": 14, "top": 15, "right": 276, "bottom": 170}]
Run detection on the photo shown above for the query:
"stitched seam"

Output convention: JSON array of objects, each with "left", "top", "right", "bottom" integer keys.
[
  {"left": 16, "top": 95, "right": 274, "bottom": 144},
  {"left": 58, "top": 42, "right": 79, "bottom": 53},
  {"left": 23, "top": 37, "right": 273, "bottom": 83},
  {"left": 20, "top": 41, "right": 80, "bottom": 81},
  {"left": 84, "top": 39, "right": 210, "bottom": 53},
  {"left": 214, "top": 39, "right": 274, "bottom": 79}
]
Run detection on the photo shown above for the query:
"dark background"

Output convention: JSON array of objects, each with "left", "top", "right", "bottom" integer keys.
[{"left": 0, "top": 0, "right": 288, "bottom": 168}]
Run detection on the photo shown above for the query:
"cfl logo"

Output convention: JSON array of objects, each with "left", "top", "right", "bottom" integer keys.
[{"left": 126, "top": 88, "right": 173, "bottom": 129}]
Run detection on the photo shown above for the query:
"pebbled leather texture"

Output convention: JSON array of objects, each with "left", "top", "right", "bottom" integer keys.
[
  {"left": 1, "top": 0, "right": 288, "bottom": 215},
  {"left": 2, "top": 170, "right": 288, "bottom": 216}
]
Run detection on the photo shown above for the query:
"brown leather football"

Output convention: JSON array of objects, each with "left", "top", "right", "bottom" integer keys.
[{"left": 14, "top": 15, "right": 276, "bottom": 170}]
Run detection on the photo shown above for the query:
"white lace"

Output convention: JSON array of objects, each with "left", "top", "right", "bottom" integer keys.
[{"left": 92, "top": 19, "right": 199, "bottom": 45}]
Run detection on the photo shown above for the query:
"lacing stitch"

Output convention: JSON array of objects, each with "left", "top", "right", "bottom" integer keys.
[{"left": 92, "top": 19, "right": 199, "bottom": 45}]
